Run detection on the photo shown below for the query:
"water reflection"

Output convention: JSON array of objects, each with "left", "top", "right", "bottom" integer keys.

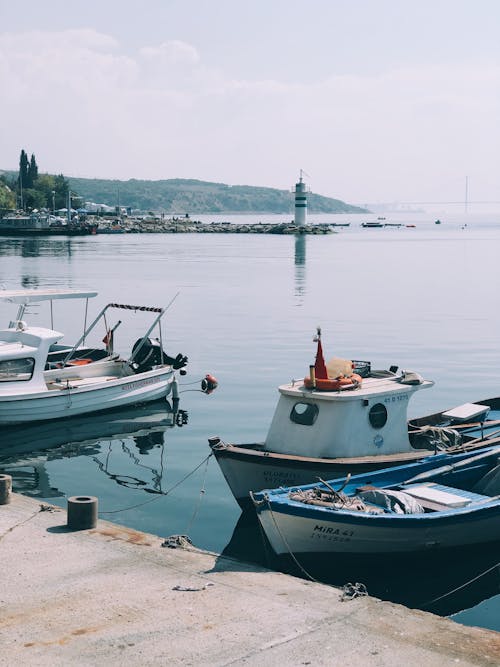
[
  {"left": 0, "top": 399, "right": 187, "bottom": 499},
  {"left": 294, "top": 234, "right": 306, "bottom": 303},
  {"left": 0, "top": 237, "right": 74, "bottom": 258},
  {"left": 221, "top": 511, "right": 500, "bottom": 621}
]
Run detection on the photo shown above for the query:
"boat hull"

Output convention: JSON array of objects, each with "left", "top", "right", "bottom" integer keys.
[
  {"left": 210, "top": 442, "right": 431, "bottom": 507},
  {"left": 255, "top": 494, "right": 500, "bottom": 556},
  {"left": 0, "top": 368, "right": 175, "bottom": 424}
]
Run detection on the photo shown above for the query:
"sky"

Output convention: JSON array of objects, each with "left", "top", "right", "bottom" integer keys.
[{"left": 1, "top": 0, "right": 499, "bottom": 209}]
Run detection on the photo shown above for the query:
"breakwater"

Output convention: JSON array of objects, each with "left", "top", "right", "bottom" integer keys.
[{"left": 95, "top": 218, "right": 335, "bottom": 234}]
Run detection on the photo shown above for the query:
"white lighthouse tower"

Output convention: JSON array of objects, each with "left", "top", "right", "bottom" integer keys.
[{"left": 293, "top": 170, "right": 308, "bottom": 227}]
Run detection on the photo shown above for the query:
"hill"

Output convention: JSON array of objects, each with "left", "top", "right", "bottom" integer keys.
[
  {"left": 66, "top": 177, "right": 367, "bottom": 214},
  {"left": 0, "top": 172, "right": 367, "bottom": 214}
]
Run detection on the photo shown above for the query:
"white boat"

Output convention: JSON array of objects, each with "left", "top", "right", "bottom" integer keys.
[
  {"left": 0, "top": 296, "right": 188, "bottom": 424},
  {"left": 251, "top": 445, "right": 500, "bottom": 557},
  {"left": 209, "top": 328, "right": 500, "bottom": 507}
]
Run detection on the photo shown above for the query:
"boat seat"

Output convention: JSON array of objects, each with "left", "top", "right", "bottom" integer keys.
[
  {"left": 402, "top": 483, "right": 489, "bottom": 511},
  {"left": 442, "top": 403, "right": 490, "bottom": 423}
]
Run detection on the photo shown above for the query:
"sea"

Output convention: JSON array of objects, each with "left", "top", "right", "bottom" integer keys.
[{"left": 1, "top": 210, "right": 500, "bottom": 631}]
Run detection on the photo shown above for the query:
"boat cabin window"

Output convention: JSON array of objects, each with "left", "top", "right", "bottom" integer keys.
[
  {"left": 0, "top": 357, "right": 35, "bottom": 382},
  {"left": 290, "top": 402, "right": 319, "bottom": 426},
  {"left": 369, "top": 403, "right": 388, "bottom": 429}
]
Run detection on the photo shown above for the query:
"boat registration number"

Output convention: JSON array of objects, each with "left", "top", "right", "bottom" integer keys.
[
  {"left": 121, "top": 376, "right": 161, "bottom": 391},
  {"left": 311, "top": 525, "right": 354, "bottom": 542}
]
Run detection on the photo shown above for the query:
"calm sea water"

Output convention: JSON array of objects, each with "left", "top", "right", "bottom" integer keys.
[{"left": 1, "top": 212, "right": 500, "bottom": 630}]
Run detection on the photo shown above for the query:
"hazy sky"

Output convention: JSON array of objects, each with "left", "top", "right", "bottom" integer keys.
[{"left": 1, "top": 0, "right": 499, "bottom": 208}]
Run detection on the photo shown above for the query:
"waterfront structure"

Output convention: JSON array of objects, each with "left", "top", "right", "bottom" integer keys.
[{"left": 293, "top": 171, "right": 308, "bottom": 227}]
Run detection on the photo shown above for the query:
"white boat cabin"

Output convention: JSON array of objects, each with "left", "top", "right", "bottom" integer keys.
[
  {"left": 0, "top": 324, "right": 64, "bottom": 393},
  {"left": 265, "top": 373, "right": 433, "bottom": 459}
]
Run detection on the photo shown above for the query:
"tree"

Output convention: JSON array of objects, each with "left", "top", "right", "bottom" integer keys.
[
  {"left": 0, "top": 180, "right": 16, "bottom": 210},
  {"left": 18, "top": 149, "right": 29, "bottom": 203},
  {"left": 27, "top": 154, "right": 38, "bottom": 187},
  {"left": 23, "top": 188, "right": 47, "bottom": 211}
]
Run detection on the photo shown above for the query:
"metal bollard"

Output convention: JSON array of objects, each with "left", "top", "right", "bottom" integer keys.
[
  {"left": 0, "top": 474, "right": 12, "bottom": 505},
  {"left": 67, "top": 495, "right": 98, "bottom": 530}
]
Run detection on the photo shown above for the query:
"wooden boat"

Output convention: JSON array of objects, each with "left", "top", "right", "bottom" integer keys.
[
  {"left": 0, "top": 296, "right": 188, "bottom": 424},
  {"left": 251, "top": 444, "right": 500, "bottom": 556},
  {"left": 209, "top": 328, "right": 500, "bottom": 507}
]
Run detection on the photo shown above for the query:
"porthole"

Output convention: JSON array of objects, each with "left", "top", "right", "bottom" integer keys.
[
  {"left": 290, "top": 402, "right": 319, "bottom": 426},
  {"left": 368, "top": 403, "right": 387, "bottom": 429}
]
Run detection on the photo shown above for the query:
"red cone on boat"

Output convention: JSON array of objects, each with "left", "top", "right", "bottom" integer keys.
[{"left": 313, "top": 328, "right": 328, "bottom": 379}]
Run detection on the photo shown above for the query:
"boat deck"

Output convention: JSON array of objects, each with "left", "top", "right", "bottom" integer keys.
[{"left": 46, "top": 375, "right": 119, "bottom": 390}]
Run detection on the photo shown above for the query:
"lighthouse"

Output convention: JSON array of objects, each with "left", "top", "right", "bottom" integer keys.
[{"left": 293, "top": 171, "right": 308, "bottom": 227}]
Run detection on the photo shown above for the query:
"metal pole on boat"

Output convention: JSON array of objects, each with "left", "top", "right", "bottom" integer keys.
[
  {"left": 128, "top": 292, "right": 179, "bottom": 364},
  {"left": 60, "top": 303, "right": 113, "bottom": 366}
]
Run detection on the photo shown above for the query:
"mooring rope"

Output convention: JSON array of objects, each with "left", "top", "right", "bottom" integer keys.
[
  {"left": 264, "top": 496, "right": 321, "bottom": 584},
  {"left": 421, "top": 561, "right": 500, "bottom": 609},
  {"left": 98, "top": 453, "right": 213, "bottom": 515},
  {"left": 184, "top": 454, "right": 211, "bottom": 535}
]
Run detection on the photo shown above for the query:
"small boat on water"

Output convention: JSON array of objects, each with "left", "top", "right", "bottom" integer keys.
[
  {"left": 361, "top": 222, "right": 384, "bottom": 228},
  {"left": 0, "top": 213, "right": 97, "bottom": 236},
  {"left": 0, "top": 294, "right": 189, "bottom": 424},
  {"left": 251, "top": 444, "right": 500, "bottom": 557},
  {"left": 210, "top": 328, "right": 500, "bottom": 507}
]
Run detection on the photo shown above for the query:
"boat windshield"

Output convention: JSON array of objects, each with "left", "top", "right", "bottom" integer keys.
[{"left": 0, "top": 358, "right": 35, "bottom": 382}]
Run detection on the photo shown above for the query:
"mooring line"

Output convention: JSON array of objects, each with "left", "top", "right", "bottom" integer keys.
[
  {"left": 421, "top": 561, "right": 500, "bottom": 609},
  {"left": 98, "top": 453, "right": 214, "bottom": 515}
]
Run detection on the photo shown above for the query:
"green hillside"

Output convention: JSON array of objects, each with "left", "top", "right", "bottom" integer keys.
[
  {"left": 66, "top": 177, "right": 367, "bottom": 214},
  {"left": 1, "top": 170, "right": 367, "bottom": 214}
]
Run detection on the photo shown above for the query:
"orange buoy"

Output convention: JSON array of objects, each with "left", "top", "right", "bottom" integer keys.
[{"left": 304, "top": 373, "right": 363, "bottom": 391}]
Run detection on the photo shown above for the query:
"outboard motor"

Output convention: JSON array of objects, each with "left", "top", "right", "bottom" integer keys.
[{"left": 131, "top": 338, "right": 188, "bottom": 373}]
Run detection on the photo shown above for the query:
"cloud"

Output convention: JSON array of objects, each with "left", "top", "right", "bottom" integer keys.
[
  {"left": 1, "top": 28, "right": 498, "bottom": 203},
  {"left": 139, "top": 40, "right": 200, "bottom": 66}
]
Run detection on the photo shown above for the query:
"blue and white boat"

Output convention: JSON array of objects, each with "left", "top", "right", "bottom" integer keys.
[{"left": 252, "top": 445, "right": 500, "bottom": 556}]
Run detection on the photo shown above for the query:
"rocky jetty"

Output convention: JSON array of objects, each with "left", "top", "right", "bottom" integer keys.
[{"left": 95, "top": 217, "right": 336, "bottom": 235}]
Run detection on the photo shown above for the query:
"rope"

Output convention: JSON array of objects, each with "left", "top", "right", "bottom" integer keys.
[
  {"left": 98, "top": 453, "right": 213, "bottom": 515},
  {"left": 340, "top": 582, "right": 368, "bottom": 601},
  {"left": 262, "top": 498, "right": 370, "bottom": 600},
  {"left": 0, "top": 505, "right": 55, "bottom": 543},
  {"left": 185, "top": 453, "right": 211, "bottom": 535},
  {"left": 421, "top": 561, "right": 500, "bottom": 609},
  {"left": 264, "top": 495, "right": 321, "bottom": 584}
]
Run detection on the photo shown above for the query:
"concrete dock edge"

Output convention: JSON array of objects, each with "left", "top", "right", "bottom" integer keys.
[{"left": 1, "top": 493, "right": 499, "bottom": 666}]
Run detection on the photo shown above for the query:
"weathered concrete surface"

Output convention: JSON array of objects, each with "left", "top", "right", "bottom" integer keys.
[{"left": 0, "top": 494, "right": 499, "bottom": 666}]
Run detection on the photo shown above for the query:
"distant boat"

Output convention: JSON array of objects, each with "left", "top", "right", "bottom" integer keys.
[
  {"left": 406, "top": 225, "right": 416, "bottom": 228},
  {"left": 377, "top": 216, "right": 386, "bottom": 220},
  {"left": 361, "top": 222, "right": 384, "bottom": 228},
  {"left": 435, "top": 219, "right": 442, "bottom": 225},
  {"left": 0, "top": 213, "right": 97, "bottom": 236},
  {"left": 330, "top": 223, "right": 350, "bottom": 228}
]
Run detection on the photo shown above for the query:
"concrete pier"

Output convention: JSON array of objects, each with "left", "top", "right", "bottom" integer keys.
[{"left": 1, "top": 493, "right": 499, "bottom": 666}]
